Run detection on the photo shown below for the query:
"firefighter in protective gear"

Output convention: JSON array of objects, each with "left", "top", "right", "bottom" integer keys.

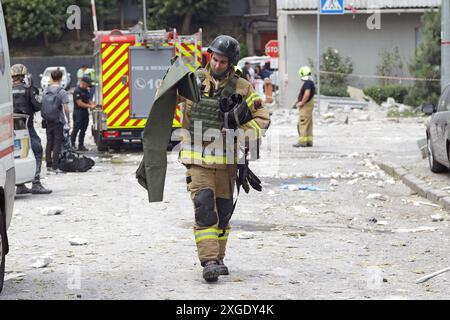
[
  {"left": 11, "top": 64, "right": 52, "bottom": 194},
  {"left": 293, "top": 66, "right": 316, "bottom": 148},
  {"left": 179, "top": 35, "right": 271, "bottom": 282}
]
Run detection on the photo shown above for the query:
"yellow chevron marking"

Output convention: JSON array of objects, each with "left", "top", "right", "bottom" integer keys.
[
  {"left": 103, "top": 64, "right": 129, "bottom": 93},
  {"left": 103, "top": 44, "right": 129, "bottom": 71},
  {"left": 107, "top": 99, "right": 129, "bottom": 125},
  {"left": 102, "top": 44, "right": 117, "bottom": 60},
  {"left": 114, "top": 108, "right": 131, "bottom": 127},
  {"left": 104, "top": 88, "right": 129, "bottom": 114},
  {"left": 103, "top": 80, "right": 125, "bottom": 106},
  {"left": 103, "top": 53, "right": 128, "bottom": 83},
  {"left": 181, "top": 49, "right": 193, "bottom": 58}
]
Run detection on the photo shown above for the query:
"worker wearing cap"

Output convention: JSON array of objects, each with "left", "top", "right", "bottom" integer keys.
[
  {"left": 71, "top": 76, "right": 96, "bottom": 151},
  {"left": 294, "top": 66, "right": 316, "bottom": 148},
  {"left": 11, "top": 64, "right": 52, "bottom": 194}
]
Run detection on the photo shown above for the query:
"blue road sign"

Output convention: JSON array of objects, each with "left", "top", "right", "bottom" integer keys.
[{"left": 320, "top": 0, "right": 345, "bottom": 14}]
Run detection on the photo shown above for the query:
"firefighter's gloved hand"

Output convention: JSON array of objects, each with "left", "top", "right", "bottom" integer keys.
[
  {"left": 219, "top": 94, "right": 253, "bottom": 129},
  {"left": 247, "top": 168, "right": 262, "bottom": 192},
  {"left": 237, "top": 163, "right": 262, "bottom": 194},
  {"left": 237, "top": 164, "right": 250, "bottom": 193}
]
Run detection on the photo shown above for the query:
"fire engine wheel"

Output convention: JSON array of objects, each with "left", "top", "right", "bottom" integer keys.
[
  {"left": 92, "top": 127, "right": 98, "bottom": 144},
  {"left": 96, "top": 133, "right": 108, "bottom": 152},
  {"left": 0, "top": 207, "right": 6, "bottom": 293},
  {"left": 110, "top": 141, "right": 123, "bottom": 152}
]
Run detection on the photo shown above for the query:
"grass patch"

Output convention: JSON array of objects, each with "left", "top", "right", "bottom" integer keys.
[{"left": 386, "top": 110, "right": 423, "bottom": 118}]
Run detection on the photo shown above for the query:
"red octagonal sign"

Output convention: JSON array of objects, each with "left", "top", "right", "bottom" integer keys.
[{"left": 265, "top": 40, "right": 279, "bottom": 58}]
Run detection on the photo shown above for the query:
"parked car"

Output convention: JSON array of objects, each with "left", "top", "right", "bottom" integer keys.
[
  {"left": 40, "top": 66, "right": 71, "bottom": 90},
  {"left": 237, "top": 55, "right": 278, "bottom": 87},
  {"left": 13, "top": 114, "right": 36, "bottom": 185},
  {"left": 237, "top": 55, "right": 272, "bottom": 70},
  {"left": 0, "top": 1, "right": 17, "bottom": 293},
  {"left": 423, "top": 87, "right": 450, "bottom": 173}
]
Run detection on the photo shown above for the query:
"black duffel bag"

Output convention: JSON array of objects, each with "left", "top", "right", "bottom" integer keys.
[{"left": 58, "top": 151, "right": 95, "bottom": 172}]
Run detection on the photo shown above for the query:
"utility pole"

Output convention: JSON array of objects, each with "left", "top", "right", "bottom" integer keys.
[
  {"left": 316, "top": 0, "right": 321, "bottom": 115},
  {"left": 442, "top": 1, "right": 450, "bottom": 91},
  {"left": 143, "top": 0, "right": 147, "bottom": 33},
  {"left": 91, "top": 0, "right": 98, "bottom": 34}
]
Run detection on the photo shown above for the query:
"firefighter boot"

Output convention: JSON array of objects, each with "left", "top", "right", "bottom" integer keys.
[
  {"left": 16, "top": 184, "right": 31, "bottom": 195},
  {"left": 202, "top": 260, "right": 220, "bottom": 282},
  {"left": 218, "top": 259, "right": 229, "bottom": 276},
  {"left": 31, "top": 181, "right": 52, "bottom": 194}
]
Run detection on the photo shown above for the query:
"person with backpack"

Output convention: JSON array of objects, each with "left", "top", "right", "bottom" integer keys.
[
  {"left": 71, "top": 76, "right": 96, "bottom": 151},
  {"left": 11, "top": 64, "right": 52, "bottom": 194},
  {"left": 42, "top": 69, "right": 70, "bottom": 173}
]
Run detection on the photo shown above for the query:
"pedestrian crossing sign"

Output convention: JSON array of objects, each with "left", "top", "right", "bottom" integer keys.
[{"left": 320, "top": 0, "right": 345, "bottom": 14}]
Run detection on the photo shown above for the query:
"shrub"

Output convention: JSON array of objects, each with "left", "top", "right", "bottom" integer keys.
[
  {"left": 363, "top": 84, "right": 410, "bottom": 105},
  {"left": 321, "top": 86, "right": 350, "bottom": 97}
]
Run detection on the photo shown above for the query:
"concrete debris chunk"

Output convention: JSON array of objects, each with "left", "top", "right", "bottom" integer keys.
[
  {"left": 392, "top": 227, "right": 438, "bottom": 233},
  {"left": 30, "top": 255, "right": 52, "bottom": 268},
  {"left": 367, "top": 193, "right": 388, "bottom": 201},
  {"left": 348, "top": 153, "right": 361, "bottom": 158},
  {"left": 358, "top": 114, "right": 371, "bottom": 122},
  {"left": 330, "top": 172, "right": 341, "bottom": 179},
  {"left": 129, "top": 233, "right": 141, "bottom": 237},
  {"left": 41, "top": 207, "right": 64, "bottom": 216},
  {"left": 69, "top": 238, "right": 88, "bottom": 246},
  {"left": 237, "top": 232, "right": 256, "bottom": 239},
  {"left": 292, "top": 206, "right": 311, "bottom": 214},
  {"left": 329, "top": 179, "right": 339, "bottom": 186},
  {"left": 322, "top": 112, "right": 335, "bottom": 120},
  {"left": 386, "top": 179, "right": 396, "bottom": 185},
  {"left": 5, "top": 273, "right": 26, "bottom": 281},
  {"left": 413, "top": 201, "right": 440, "bottom": 208},
  {"left": 431, "top": 214, "right": 444, "bottom": 222}
]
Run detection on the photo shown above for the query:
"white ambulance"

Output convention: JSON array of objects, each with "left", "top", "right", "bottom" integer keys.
[{"left": 0, "top": 1, "right": 16, "bottom": 293}]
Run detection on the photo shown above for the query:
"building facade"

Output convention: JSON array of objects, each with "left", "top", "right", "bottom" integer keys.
[{"left": 277, "top": 0, "right": 441, "bottom": 107}]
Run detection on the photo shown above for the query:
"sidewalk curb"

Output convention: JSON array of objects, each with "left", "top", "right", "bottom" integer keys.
[{"left": 375, "top": 160, "right": 449, "bottom": 211}]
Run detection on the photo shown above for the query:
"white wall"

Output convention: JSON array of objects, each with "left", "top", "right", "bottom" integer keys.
[{"left": 278, "top": 11, "right": 423, "bottom": 107}]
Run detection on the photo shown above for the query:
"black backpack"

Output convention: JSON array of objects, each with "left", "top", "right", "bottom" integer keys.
[
  {"left": 58, "top": 151, "right": 95, "bottom": 172},
  {"left": 42, "top": 87, "right": 63, "bottom": 122}
]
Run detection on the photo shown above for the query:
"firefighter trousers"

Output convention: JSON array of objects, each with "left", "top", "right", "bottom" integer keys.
[
  {"left": 186, "top": 164, "right": 237, "bottom": 266},
  {"left": 297, "top": 99, "right": 314, "bottom": 146}
]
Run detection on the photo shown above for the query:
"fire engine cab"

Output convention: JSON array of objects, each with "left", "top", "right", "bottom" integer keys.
[{"left": 91, "top": 28, "right": 202, "bottom": 151}]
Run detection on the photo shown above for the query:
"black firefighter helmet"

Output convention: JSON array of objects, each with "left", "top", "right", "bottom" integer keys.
[{"left": 208, "top": 35, "right": 240, "bottom": 66}]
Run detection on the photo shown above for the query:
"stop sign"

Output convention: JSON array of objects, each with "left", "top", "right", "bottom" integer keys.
[{"left": 265, "top": 40, "right": 279, "bottom": 58}]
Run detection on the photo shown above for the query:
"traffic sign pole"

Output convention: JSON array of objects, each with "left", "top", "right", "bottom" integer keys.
[
  {"left": 317, "top": 0, "right": 321, "bottom": 115},
  {"left": 316, "top": 0, "right": 344, "bottom": 115}
]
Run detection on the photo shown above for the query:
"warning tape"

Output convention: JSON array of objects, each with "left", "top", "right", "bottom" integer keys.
[{"left": 319, "top": 70, "right": 440, "bottom": 82}]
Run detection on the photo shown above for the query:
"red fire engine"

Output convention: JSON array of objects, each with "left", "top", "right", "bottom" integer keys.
[{"left": 91, "top": 28, "right": 202, "bottom": 151}]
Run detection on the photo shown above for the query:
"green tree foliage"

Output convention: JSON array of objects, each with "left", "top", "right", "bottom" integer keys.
[
  {"left": 406, "top": 9, "right": 441, "bottom": 107},
  {"left": 3, "top": 0, "right": 71, "bottom": 47},
  {"left": 146, "top": 0, "right": 228, "bottom": 34},
  {"left": 377, "top": 47, "right": 403, "bottom": 85},
  {"left": 93, "top": 0, "right": 117, "bottom": 29},
  {"left": 309, "top": 47, "right": 353, "bottom": 97},
  {"left": 240, "top": 43, "right": 249, "bottom": 59}
]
